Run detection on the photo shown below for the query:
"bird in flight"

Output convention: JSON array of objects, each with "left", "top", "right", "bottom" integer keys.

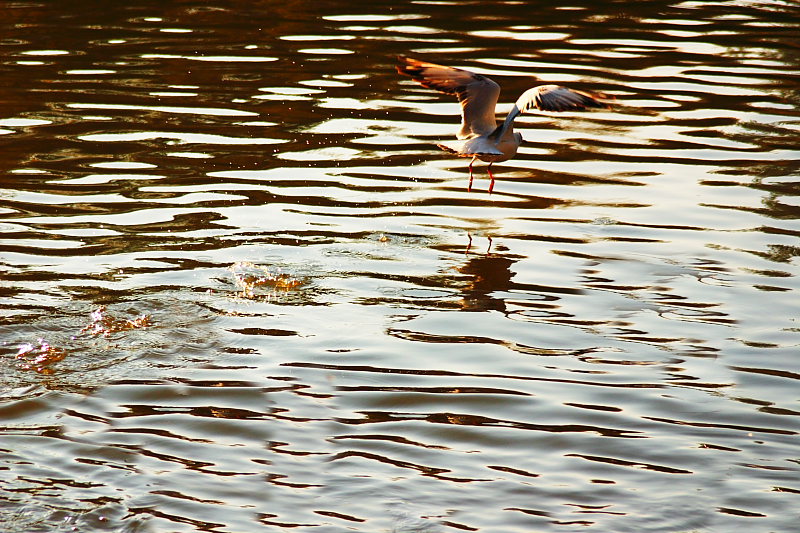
[{"left": 397, "top": 56, "right": 607, "bottom": 193}]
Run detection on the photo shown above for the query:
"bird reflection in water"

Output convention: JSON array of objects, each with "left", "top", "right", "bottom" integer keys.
[
  {"left": 457, "top": 252, "right": 517, "bottom": 313},
  {"left": 456, "top": 239, "right": 579, "bottom": 314},
  {"left": 466, "top": 232, "right": 493, "bottom": 255}
]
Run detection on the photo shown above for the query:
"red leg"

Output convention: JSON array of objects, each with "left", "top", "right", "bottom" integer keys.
[
  {"left": 487, "top": 162, "right": 495, "bottom": 194},
  {"left": 468, "top": 157, "right": 476, "bottom": 192}
]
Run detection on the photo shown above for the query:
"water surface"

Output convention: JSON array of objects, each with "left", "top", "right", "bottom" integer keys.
[{"left": 1, "top": 1, "right": 799, "bottom": 532}]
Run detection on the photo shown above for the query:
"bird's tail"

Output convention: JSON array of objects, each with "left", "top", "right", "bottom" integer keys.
[
  {"left": 436, "top": 143, "right": 460, "bottom": 154},
  {"left": 436, "top": 142, "right": 476, "bottom": 157}
]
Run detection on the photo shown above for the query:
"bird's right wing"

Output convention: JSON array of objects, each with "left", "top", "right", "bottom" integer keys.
[
  {"left": 490, "top": 84, "right": 607, "bottom": 142},
  {"left": 516, "top": 85, "right": 607, "bottom": 113},
  {"left": 397, "top": 56, "right": 501, "bottom": 138}
]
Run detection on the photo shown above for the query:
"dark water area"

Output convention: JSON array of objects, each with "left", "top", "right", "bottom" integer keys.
[{"left": 1, "top": 0, "right": 799, "bottom": 531}]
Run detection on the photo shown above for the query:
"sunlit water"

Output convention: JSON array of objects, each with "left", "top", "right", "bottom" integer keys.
[{"left": 1, "top": 1, "right": 799, "bottom": 532}]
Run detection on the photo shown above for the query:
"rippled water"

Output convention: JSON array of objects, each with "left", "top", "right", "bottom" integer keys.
[{"left": 2, "top": 1, "right": 799, "bottom": 532}]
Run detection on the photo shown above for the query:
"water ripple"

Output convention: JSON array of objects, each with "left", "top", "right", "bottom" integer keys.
[{"left": 2, "top": 1, "right": 799, "bottom": 532}]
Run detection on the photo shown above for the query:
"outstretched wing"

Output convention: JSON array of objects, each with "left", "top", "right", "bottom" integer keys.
[
  {"left": 397, "top": 56, "right": 500, "bottom": 138},
  {"left": 490, "top": 85, "right": 607, "bottom": 142},
  {"left": 516, "top": 85, "right": 606, "bottom": 113}
]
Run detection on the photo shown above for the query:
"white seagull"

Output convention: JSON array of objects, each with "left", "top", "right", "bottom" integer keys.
[{"left": 397, "top": 56, "right": 607, "bottom": 193}]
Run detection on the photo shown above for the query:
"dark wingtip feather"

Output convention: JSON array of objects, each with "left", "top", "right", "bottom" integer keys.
[
  {"left": 577, "top": 90, "right": 612, "bottom": 110},
  {"left": 396, "top": 56, "right": 429, "bottom": 84},
  {"left": 536, "top": 89, "right": 610, "bottom": 112},
  {"left": 395, "top": 56, "right": 464, "bottom": 97},
  {"left": 396, "top": 55, "right": 414, "bottom": 76}
]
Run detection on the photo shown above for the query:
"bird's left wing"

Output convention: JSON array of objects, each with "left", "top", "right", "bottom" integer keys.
[{"left": 397, "top": 56, "right": 501, "bottom": 138}]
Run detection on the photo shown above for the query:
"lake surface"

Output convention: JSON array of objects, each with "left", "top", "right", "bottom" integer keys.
[{"left": 1, "top": 1, "right": 799, "bottom": 532}]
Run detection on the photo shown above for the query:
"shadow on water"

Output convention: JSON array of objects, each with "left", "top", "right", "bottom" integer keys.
[{"left": 2, "top": 0, "right": 800, "bottom": 532}]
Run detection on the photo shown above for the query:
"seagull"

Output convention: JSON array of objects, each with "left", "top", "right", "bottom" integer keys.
[{"left": 397, "top": 56, "right": 607, "bottom": 193}]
